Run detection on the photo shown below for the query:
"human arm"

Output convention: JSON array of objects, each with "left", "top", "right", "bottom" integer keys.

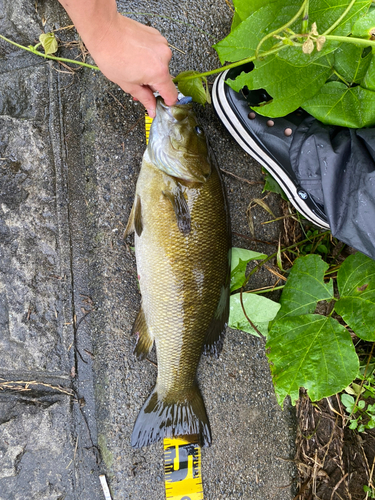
[{"left": 57, "top": 0, "right": 177, "bottom": 117}]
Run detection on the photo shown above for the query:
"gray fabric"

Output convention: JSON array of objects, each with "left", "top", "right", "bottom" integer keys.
[{"left": 290, "top": 117, "right": 375, "bottom": 260}]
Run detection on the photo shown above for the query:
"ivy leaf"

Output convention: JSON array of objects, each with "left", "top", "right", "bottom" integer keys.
[
  {"left": 267, "top": 314, "right": 359, "bottom": 406},
  {"left": 274, "top": 254, "right": 334, "bottom": 320},
  {"left": 335, "top": 252, "right": 375, "bottom": 341},
  {"left": 39, "top": 32, "right": 58, "bottom": 55},
  {"left": 230, "top": 247, "right": 267, "bottom": 292},
  {"left": 229, "top": 292, "right": 280, "bottom": 336},
  {"left": 226, "top": 54, "right": 333, "bottom": 118},
  {"left": 175, "top": 71, "right": 210, "bottom": 105},
  {"left": 302, "top": 81, "right": 375, "bottom": 127}
]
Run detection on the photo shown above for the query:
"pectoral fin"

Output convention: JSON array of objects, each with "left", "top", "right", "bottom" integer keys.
[
  {"left": 163, "top": 186, "right": 191, "bottom": 235},
  {"left": 132, "top": 306, "right": 154, "bottom": 360},
  {"left": 123, "top": 195, "right": 143, "bottom": 240}
]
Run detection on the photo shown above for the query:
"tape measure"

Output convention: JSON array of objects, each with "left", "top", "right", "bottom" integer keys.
[
  {"left": 145, "top": 113, "right": 153, "bottom": 143},
  {"left": 164, "top": 436, "right": 203, "bottom": 500},
  {"left": 144, "top": 112, "right": 204, "bottom": 500}
]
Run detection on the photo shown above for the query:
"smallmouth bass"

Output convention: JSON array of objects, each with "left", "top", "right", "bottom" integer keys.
[{"left": 124, "top": 96, "right": 231, "bottom": 447}]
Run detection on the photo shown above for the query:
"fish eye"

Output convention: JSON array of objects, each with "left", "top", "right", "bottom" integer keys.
[{"left": 195, "top": 126, "right": 204, "bottom": 135}]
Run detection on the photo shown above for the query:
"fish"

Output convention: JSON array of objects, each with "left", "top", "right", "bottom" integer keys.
[{"left": 124, "top": 96, "right": 231, "bottom": 448}]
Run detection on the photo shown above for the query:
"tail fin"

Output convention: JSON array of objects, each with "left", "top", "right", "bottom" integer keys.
[{"left": 131, "top": 383, "right": 211, "bottom": 448}]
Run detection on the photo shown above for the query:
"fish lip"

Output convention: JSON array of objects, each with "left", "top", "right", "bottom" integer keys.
[{"left": 157, "top": 97, "right": 193, "bottom": 116}]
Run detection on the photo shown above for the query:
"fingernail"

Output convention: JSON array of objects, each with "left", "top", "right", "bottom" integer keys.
[{"left": 148, "top": 109, "right": 156, "bottom": 118}]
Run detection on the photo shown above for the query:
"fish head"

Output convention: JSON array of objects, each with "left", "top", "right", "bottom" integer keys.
[{"left": 147, "top": 97, "right": 211, "bottom": 183}]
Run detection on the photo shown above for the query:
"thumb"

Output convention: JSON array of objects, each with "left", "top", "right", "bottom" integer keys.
[
  {"left": 157, "top": 79, "right": 178, "bottom": 107},
  {"left": 127, "top": 85, "right": 157, "bottom": 118}
]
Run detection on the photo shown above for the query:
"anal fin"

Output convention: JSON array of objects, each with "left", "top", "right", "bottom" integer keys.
[
  {"left": 203, "top": 283, "right": 230, "bottom": 357},
  {"left": 132, "top": 306, "right": 153, "bottom": 360}
]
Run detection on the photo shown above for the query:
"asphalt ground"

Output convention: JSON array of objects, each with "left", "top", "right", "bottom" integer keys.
[{"left": 0, "top": 1, "right": 296, "bottom": 499}]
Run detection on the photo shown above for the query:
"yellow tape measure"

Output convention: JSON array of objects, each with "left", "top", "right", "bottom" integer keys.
[
  {"left": 145, "top": 113, "right": 153, "bottom": 144},
  {"left": 144, "top": 112, "right": 204, "bottom": 500},
  {"left": 164, "top": 436, "right": 203, "bottom": 500}
]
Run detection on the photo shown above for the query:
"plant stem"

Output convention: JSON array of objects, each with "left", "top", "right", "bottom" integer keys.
[
  {"left": 0, "top": 34, "right": 100, "bottom": 71},
  {"left": 323, "top": 0, "right": 357, "bottom": 36},
  {"left": 245, "top": 285, "right": 285, "bottom": 295},
  {"left": 240, "top": 288, "right": 265, "bottom": 338},
  {"left": 325, "top": 34, "right": 375, "bottom": 48},
  {"left": 173, "top": 43, "right": 287, "bottom": 83},
  {"left": 173, "top": 32, "right": 375, "bottom": 85},
  {"left": 256, "top": 0, "right": 309, "bottom": 57},
  {"left": 301, "top": 0, "right": 309, "bottom": 34}
]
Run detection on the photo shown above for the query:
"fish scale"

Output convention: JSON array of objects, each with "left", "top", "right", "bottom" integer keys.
[{"left": 135, "top": 157, "right": 228, "bottom": 396}]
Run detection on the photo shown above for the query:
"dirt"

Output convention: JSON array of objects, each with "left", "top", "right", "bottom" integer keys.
[{"left": 294, "top": 389, "right": 375, "bottom": 500}]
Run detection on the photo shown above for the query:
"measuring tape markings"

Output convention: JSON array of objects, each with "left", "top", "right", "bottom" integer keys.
[
  {"left": 144, "top": 113, "right": 204, "bottom": 500},
  {"left": 164, "top": 437, "right": 204, "bottom": 500}
]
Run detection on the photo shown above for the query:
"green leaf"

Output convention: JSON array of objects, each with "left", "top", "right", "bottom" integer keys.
[
  {"left": 302, "top": 81, "right": 375, "bottom": 127},
  {"left": 231, "top": 12, "right": 243, "bottom": 31},
  {"left": 308, "top": 0, "right": 372, "bottom": 37},
  {"left": 341, "top": 393, "right": 355, "bottom": 410},
  {"left": 334, "top": 44, "right": 372, "bottom": 84},
  {"left": 230, "top": 259, "right": 248, "bottom": 292},
  {"left": 274, "top": 255, "right": 334, "bottom": 320},
  {"left": 231, "top": 247, "right": 267, "bottom": 269},
  {"left": 267, "top": 314, "right": 359, "bottom": 406},
  {"left": 229, "top": 292, "right": 281, "bottom": 336},
  {"left": 361, "top": 48, "right": 375, "bottom": 90},
  {"left": 227, "top": 54, "right": 333, "bottom": 118},
  {"left": 272, "top": 0, "right": 371, "bottom": 67},
  {"left": 335, "top": 252, "right": 375, "bottom": 341},
  {"left": 352, "top": 8, "right": 375, "bottom": 38},
  {"left": 175, "top": 71, "right": 210, "bottom": 105},
  {"left": 230, "top": 247, "right": 267, "bottom": 292},
  {"left": 232, "top": 0, "right": 279, "bottom": 25},
  {"left": 263, "top": 172, "right": 288, "bottom": 200},
  {"left": 214, "top": 1, "right": 299, "bottom": 64},
  {"left": 39, "top": 32, "right": 58, "bottom": 55}
]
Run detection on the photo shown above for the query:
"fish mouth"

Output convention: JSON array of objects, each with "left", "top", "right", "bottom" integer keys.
[{"left": 157, "top": 96, "right": 193, "bottom": 118}]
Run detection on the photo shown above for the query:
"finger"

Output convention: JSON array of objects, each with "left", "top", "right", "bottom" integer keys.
[
  {"left": 129, "top": 85, "right": 157, "bottom": 118},
  {"left": 156, "top": 78, "right": 178, "bottom": 107}
]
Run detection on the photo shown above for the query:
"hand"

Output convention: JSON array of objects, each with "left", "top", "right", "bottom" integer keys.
[{"left": 84, "top": 14, "right": 178, "bottom": 117}]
